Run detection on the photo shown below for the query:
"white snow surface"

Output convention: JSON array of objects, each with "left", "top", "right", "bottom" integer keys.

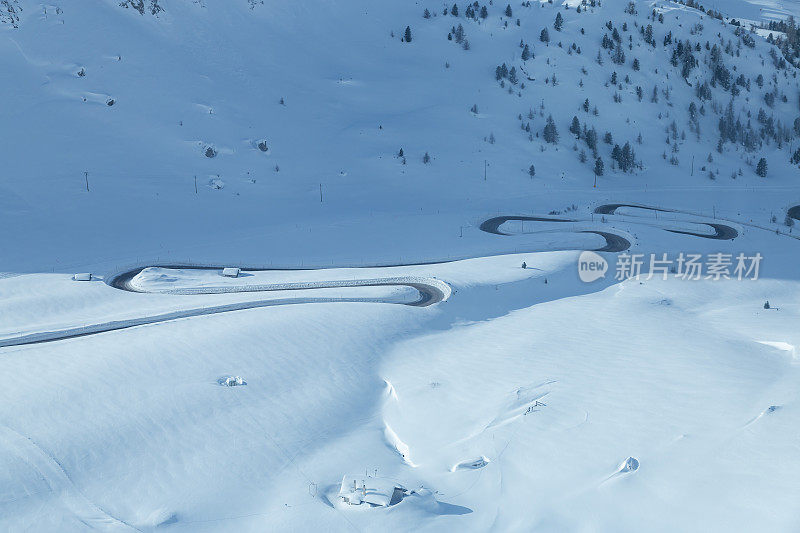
[{"left": 2, "top": 0, "right": 800, "bottom": 531}]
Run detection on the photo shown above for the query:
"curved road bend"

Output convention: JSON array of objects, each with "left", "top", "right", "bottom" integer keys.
[
  {"left": 594, "top": 204, "right": 738, "bottom": 240},
  {"left": 109, "top": 267, "right": 446, "bottom": 306},
  {"left": 479, "top": 215, "right": 632, "bottom": 253},
  {"left": 0, "top": 273, "right": 450, "bottom": 348},
  {"left": 788, "top": 205, "right": 800, "bottom": 223}
]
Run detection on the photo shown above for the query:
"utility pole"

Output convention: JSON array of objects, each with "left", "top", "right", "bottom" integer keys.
[
  {"left": 484, "top": 160, "right": 487, "bottom": 181},
  {"left": 84, "top": 171, "right": 89, "bottom": 192},
  {"left": 194, "top": 175, "right": 197, "bottom": 194},
  {"left": 319, "top": 183, "right": 323, "bottom": 203},
  {"left": 691, "top": 155, "right": 695, "bottom": 176}
]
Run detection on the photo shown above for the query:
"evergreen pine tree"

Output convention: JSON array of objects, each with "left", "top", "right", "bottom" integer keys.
[
  {"left": 586, "top": 128, "right": 598, "bottom": 150},
  {"left": 613, "top": 42, "right": 625, "bottom": 64},
  {"left": 505, "top": 4, "right": 513, "bottom": 17},
  {"left": 543, "top": 115, "right": 559, "bottom": 144},
  {"left": 594, "top": 157, "right": 604, "bottom": 176},
  {"left": 570, "top": 116, "right": 581, "bottom": 137},
  {"left": 611, "top": 144, "right": 622, "bottom": 165},
  {"left": 756, "top": 157, "right": 768, "bottom": 177},
  {"left": 554, "top": 12, "right": 563, "bottom": 31},
  {"left": 404, "top": 26, "right": 412, "bottom": 42},
  {"left": 540, "top": 28, "right": 550, "bottom": 43}
]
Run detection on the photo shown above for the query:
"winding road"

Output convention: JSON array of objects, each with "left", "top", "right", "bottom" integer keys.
[
  {"left": 788, "top": 205, "right": 800, "bottom": 223},
  {"left": 0, "top": 268, "right": 451, "bottom": 348},
  {"left": 479, "top": 215, "right": 632, "bottom": 252},
  {"left": 593, "top": 204, "right": 739, "bottom": 240},
  {"left": 109, "top": 266, "right": 449, "bottom": 306},
  {"left": 1, "top": 201, "right": 754, "bottom": 349}
]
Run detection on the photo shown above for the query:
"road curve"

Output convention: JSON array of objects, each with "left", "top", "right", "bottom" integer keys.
[
  {"left": 0, "top": 269, "right": 451, "bottom": 348},
  {"left": 594, "top": 204, "right": 738, "bottom": 240},
  {"left": 479, "top": 216, "right": 632, "bottom": 252},
  {"left": 109, "top": 266, "right": 448, "bottom": 306}
]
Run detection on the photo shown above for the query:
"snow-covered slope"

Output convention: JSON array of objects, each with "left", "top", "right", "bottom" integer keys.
[
  {"left": 2, "top": 0, "right": 800, "bottom": 531},
  {"left": 1, "top": 0, "right": 798, "bottom": 272}
]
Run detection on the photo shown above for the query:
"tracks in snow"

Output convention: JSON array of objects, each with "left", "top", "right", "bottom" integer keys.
[{"left": 0, "top": 425, "right": 139, "bottom": 532}]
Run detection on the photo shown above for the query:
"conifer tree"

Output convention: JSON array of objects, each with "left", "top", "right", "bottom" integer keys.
[
  {"left": 594, "top": 157, "right": 604, "bottom": 176},
  {"left": 756, "top": 157, "right": 768, "bottom": 177},
  {"left": 543, "top": 115, "right": 559, "bottom": 144}
]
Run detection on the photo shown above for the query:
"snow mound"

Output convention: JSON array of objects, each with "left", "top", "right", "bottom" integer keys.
[
  {"left": 218, "top": 376, "right": 246, "bottom": 387},
  {"left": 618, "top": 457, "right": 640, "bottom": 474},
  {"left": 135, "top": 508, "right": 178, "bottom": 528},
  {"left": 384, "top": 422, "right": 416, "bottom": 467},
  {"left": 451, "top": 456, "right": 490, "bottom": 472}
]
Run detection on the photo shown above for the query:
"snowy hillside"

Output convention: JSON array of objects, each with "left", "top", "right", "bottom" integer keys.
[
  {"left": 1, "top": 0, "right": 798, "bottom": 271},
  {"left": 1, "top": 0, "right": 800, "bottom": 531}
]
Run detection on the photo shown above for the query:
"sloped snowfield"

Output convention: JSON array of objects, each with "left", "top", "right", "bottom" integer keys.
[
  {"left": 2, "top": 228, "right": 800, "bottom": 531},
  {"left": 2, "top": 0, "right": 800, "bottom": 531}
]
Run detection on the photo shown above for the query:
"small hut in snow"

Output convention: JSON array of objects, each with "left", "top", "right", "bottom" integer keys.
[{"left": 338, "top": 475, "right": 406, "bottom": 507}]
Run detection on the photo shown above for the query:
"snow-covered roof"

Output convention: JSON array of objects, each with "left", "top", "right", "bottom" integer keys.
[{"left": 338, "top": 474, "right": 405, "bottom": 507}]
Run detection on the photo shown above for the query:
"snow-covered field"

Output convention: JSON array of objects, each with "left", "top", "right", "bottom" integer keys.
[
  {"left": 1, "top": 0, "right": 800, "bottom": 531},
  {"left": 720, "top": 0, "right": 800, "bottom": 21}
]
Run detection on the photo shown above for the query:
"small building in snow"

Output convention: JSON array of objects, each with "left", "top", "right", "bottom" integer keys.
[
  {"left": 338, "top": 475, "right": 406, "bottom": 507},
  {"left": 221, "top": 267, "right": 240, "bottom": 278}
]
